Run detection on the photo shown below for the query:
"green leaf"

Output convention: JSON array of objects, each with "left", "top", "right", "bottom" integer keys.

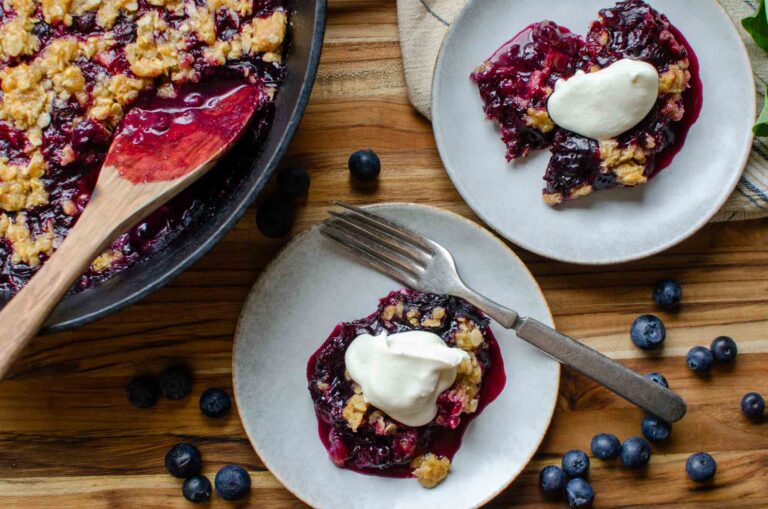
[
  {"left": 742, "top": 0, "right": 768, "bottom": 51},
  {"left": 755, "top": 89, "right": 768, "bottom": 136}
]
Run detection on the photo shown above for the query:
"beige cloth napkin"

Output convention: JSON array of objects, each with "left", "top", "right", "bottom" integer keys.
[{"left": 397, "top": 0, "right": 768, "bottom": 221}]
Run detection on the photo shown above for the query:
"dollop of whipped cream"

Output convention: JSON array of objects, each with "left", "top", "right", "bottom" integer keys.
[
  {"left": 547, "top": 59, "right": 659, "bottom": 140},
  {"left": 344, "top": 330, "right": 470, "bottom": 427}
]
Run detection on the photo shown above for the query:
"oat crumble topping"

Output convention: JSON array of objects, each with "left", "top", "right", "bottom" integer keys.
[
  {"left": 411, "top": 453, "right": 451, "bottom": 488},
  {"left": 0, "top": 0, "right": 288, "bottom": 293}
]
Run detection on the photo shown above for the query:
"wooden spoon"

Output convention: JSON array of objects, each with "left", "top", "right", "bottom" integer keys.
[{"left": 0, "top": 82, "right": 264, "bottom": 379}]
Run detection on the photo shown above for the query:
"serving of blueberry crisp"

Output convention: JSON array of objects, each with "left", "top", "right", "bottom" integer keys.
[
  {"left": 307, "top": 289, "right": 506, "bottom": 488},
  {"left": 471, "top": 0, "right": 702, "bottom": 206},
  {"left": 0, "top": 0, "right": 288, "bottom": 296}
]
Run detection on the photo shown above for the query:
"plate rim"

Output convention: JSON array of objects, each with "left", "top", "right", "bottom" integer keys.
[
  {"left": 432, "top": 0, "right": 756, "bottom": 265},
  {"left": 232, "top": 202, "right": 560, "bottom": 509}
]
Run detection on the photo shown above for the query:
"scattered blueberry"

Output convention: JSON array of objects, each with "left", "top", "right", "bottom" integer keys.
[
  {"left": 565, "top": 478, "right": 595, "bottom": 509},
  {"left": 652, "top": 279, "right": 682, "bottom": 310},
  {"left": 159, "top": 365, "right": 193, "bottom": 400},
  {"left": 165, "top": 443, "right": 202, "bottom": 479},
  {"left": 562, "top": 449, "right": 590, "bottom": 478},
  {"left": 686, "top": 452, "right": 717, "bottom": 482},
  {"left": 126, "top": 375, "right": 159, "bottom": 408},
  {"left": 630, "top": 315, "right": 666, "bottom": 350},
  {"left": 590, "top": 433, "right": 621, "bottom": 460},
  {"left": 741, "top": 392, "right": 765, "bottom": 420},
  {"left": 348, "top": 149, "right": 381, "bottom": 182},
  {"left": 645, "top": 372, "right": 669, "bottom": 388},
  {"left": 641, "top": 414, "right": 672, "bottom": 442},
  {"left": 257, "top": 196, "right": 295, "bottom": 238},
  {"left": 686, "top": 346, "right": 714, "bottom": 374},
  {"left": 710, "top": 336, "right": 738, "bottom": 363},
  {"left": 620, "top": 437, "right": 651, "bottom": 468},
  {"left": 199, "top": 387, "right": 232, "bottom": 418},
  {"left": 539, "top": 465, "right": 567, "bottom": 495},
  {"left": 182, "top": 475, "right": 212, "bottom": 503},
  {"left": 215, "top": 464, "right": 251, "bottom": 501},
  {"left": 277, "top": 167, "right": 310, "bottom": 198}
]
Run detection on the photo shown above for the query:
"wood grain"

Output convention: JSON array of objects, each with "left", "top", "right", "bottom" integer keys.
[{"left": 0, "top": 1, "right": 766, "bottom": 507}]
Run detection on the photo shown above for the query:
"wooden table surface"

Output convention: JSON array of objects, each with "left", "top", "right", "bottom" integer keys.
[{"left": 1, "top": 1, "right": 767, "bottom": 507}]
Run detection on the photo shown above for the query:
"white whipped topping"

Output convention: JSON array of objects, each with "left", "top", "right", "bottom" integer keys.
[
  {"left": 547, "top": 59, "right": 660, "bottom": 140},
  {"left": 344, "top": 330, "right": 470, "bottom": 427}
]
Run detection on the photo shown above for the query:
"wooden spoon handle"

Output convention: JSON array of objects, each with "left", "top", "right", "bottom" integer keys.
[{"left": 0, "top": 203, "right": 117, "bottom": 379}]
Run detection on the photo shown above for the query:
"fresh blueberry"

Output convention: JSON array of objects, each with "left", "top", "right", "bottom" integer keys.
[
  {"left": 562, "top": 449, "right": 590, "bottom": 478},
  {"left": 257, "top": 196, "right": 295, "bottom": 238},
  {"left": 199, "top": 387, "right": 231, "bottom": 418},
  {"left": 182, "top": 475, "right": 212, "bottom": 503},
  {"left": 159, "top": 365, "right": 193, "bottom": 400},
  {"left": 215, "top": 464, "right": 251, "bottom": 501},
  {"left": 126, "top": 375, "right": 159, "bottom": 408},
  {"left": 710, "top": 336, "right": 737, "bottom": 363},
  {"left": 539, "top": 465, "right": 567, "bottom": 495},
  {"left": 630, "top": 315, "right": 666, "bottom": 350},
  {"left": 590, "top": 433, "right": 621, "bottom": 460},
  {"left": 641, "top": 414, "right": 672, "bottom": 442},
  {"left": 165, "top": 443, "right": 202, "bottom": 479},
  {"left": 652, "top": 279, "right": 682, "bottom": 310},
  {"left": 277, "top": 167, "right": 310, "bottom": 198},
  {"left": 645, "top": 372, "right": 669, "bottom": 388},
  {"left": 686, "top": 346, "right": 714, "bottom": 373},
  {"left": 348, "top": 149, "right": 381, "bottom": 182},
  {"left": 741, "top": 392, "right": 765, "bottom": 419},
  {"left": 620, "top": 437, "right": 651, "bottom": 468},
  {"left": 565, "top": 478, "right": 595, "bottom": 509},
  {"left": 686, "top": 452, "right": 717, "bottom": 482}
]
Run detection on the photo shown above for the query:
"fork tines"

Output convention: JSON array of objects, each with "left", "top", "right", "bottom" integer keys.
[{"left": 319, "top": 202, "right": 434, "bottom": 287}]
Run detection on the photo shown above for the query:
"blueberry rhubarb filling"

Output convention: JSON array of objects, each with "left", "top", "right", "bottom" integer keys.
[
  {"left": 0, "top": 0, "right": 289, "bottom": 297},
  {"left": 307, "top": 289, "right": 506, "bottom": 488},
  {"left": 471, "top": 0, "right": 702, "bottom": 205}
]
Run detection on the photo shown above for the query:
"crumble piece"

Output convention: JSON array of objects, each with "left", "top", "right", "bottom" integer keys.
[
  {"left": 599, "top": 139, "right": 648, "bottom": 186},
  {"left": 368, "top": 410, "right": 397, "bottom": 436},
  {"left": 342, "top": 390, "right": 369, "bottom": 432},
  {"left": 406, "top": 307, "right": 421, "bottom": 326},
  {"left": 658, "top": 61, "right": 691, "bottom": 95},
  {"left": 454, "top": 317, "right": 485, "bottom": 351},
  {"left": 411, "top": 454, "right": 451, "bottom": 488},
  {"left": 0, "top": 213, "right": 54, "bottom": 267},
  {"left": 381, "top": 300, "right": 404, "bottom": 321},
  {"left": 0, "top": 154, "right": 48, "bottom": 212},
  {"left": 91, "top": 249, "right": 124, "bottom": 272},
  {"left": 525, "top": 108, "right": 555, "bottom": 133},
  {"left": 421, "top": 306, "right": 445, "bottom": 328}
]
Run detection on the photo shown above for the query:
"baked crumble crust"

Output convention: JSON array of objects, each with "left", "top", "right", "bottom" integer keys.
[
  {"left": 411, "top": 453, "right": 451, "bottom": 488},
  {"left": 0, "top": 0, "right": 288, "bottom": 288}
]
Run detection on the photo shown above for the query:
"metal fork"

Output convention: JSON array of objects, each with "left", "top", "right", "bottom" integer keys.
[{"left": 320, "top": 202, "right": 687, "bottom": 423}]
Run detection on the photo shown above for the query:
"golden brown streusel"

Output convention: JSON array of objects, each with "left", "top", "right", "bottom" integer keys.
[
  {"left": 411, "top": 454, "right": 451, "bottom": 488},
  {"left": 342, "top": 390, "right": 369, "bottom": 432},
  {"left": 454, "top": 317, "right": 485, "bottom": 351},
  {"left": 525, "top": 107, "right": 555, "bottom": 133}
]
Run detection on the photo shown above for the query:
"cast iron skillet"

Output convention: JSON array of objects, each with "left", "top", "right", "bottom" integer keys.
[{"left": 41, "top": 1, "right": 327, "bottom": 332}]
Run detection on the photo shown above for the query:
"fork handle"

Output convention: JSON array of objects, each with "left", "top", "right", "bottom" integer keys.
[{"left": 514, "top": 317, "right": 687, "bottom": 422}]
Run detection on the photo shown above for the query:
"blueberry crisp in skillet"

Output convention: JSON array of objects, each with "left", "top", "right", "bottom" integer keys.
[
  {"left": 307, "top": 289, "right": 506, "bottom": 488},
  {"left": 471, "top": 0, "right": 702, "bottom": 205},
  {"left": 0, "top": 0, "right": 288, "bottom": 296}
]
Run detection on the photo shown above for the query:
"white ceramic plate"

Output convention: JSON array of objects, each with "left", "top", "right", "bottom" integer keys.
[
  {"left": 233, "top": 204, "right": 559, "bottom": 509},
  {"left": 433, "top": 0, "right": 755, "bottom": 265}
]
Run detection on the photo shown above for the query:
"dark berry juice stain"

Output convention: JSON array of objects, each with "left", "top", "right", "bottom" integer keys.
[{"left": 306, "top": 290, "right": 506, "bottom": 478}]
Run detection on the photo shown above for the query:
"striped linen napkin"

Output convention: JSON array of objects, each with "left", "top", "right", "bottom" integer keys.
[{"left": 396, "top": 0, "right": 768, "bottom": 221}]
